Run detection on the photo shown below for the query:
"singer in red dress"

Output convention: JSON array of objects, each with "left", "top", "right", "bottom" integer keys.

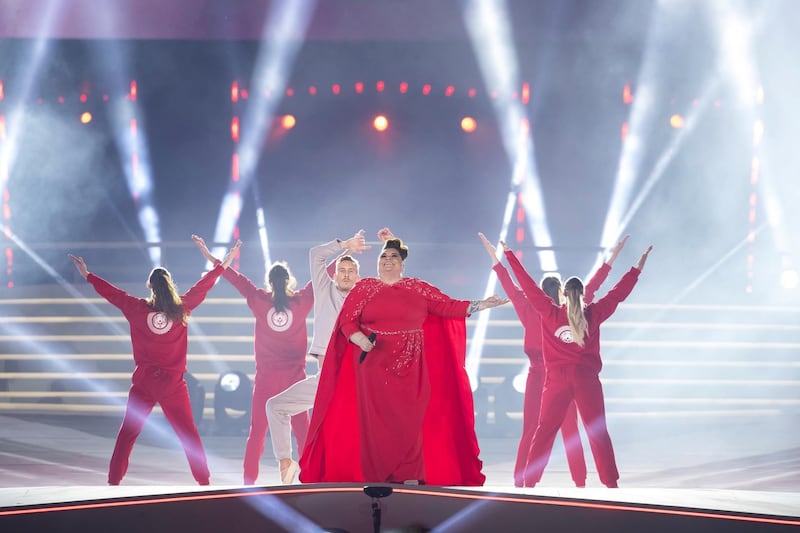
[{"left": 300, "top": 237, "right": 507, "bottom": 485}]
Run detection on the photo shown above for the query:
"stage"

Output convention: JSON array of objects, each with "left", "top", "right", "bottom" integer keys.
[
  {"left": 0, "top": 414, "right": 797, "bottom": 532},
  {"left": 1, "top": 484, "right": 798, "bottom": 532}
]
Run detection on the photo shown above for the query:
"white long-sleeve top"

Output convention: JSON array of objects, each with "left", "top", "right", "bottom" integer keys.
[{"left": 307, "top": 240, "right": 348, "bottom": 356}]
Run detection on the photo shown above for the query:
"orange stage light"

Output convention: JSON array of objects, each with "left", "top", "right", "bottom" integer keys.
[
  {"left": 461, "top": 117, "right": 477, "bottom": 133},
  {"left": 281, "top": 114, "right": 296, "bottom": 130},
  {"left": 373, "top": 115, "right": 389, "bottom": 132}
]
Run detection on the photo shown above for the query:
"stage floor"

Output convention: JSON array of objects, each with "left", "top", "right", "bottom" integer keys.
[{"left": 0, "top": 413, "right": 798, "bottom": 531}]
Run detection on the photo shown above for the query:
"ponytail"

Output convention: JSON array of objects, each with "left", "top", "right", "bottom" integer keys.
[
  {"left": 564, "top": 276, "right": 588, "bottom": 346},
  {"left": 147, "top": 268, "right": 187, "bottom": 325},
  {"left": 267, "top": 262, "right": 296, "bottom": 313}
]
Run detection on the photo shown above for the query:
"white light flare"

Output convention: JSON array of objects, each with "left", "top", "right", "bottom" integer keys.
[
  {"left": 466, "top": 191, "right": 517, "bottom": 391},
  {"left": 462, "top": 0, "right": 556, "bottom": 274},
  {"left": 462, "top": 0, "right": 557, "bottom": 390},
  {"left": 212, "top": 0, "right": 317, "bottom": 254}
]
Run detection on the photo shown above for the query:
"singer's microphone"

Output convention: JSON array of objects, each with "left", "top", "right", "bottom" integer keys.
[{"left": 359, "top": 332, "right": 377, "bottom": 364}]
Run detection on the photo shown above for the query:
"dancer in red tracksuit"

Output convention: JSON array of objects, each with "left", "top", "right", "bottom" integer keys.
[
  {"left": 479, "top": 233, "right": 628, "bottom": 487},
  {"left": 503, "top": 241, "right": 652, "bottom": 488},
  {"left": 211, "top": 243, "right": 314, "bottom": 485},
  {"left": 68, "top": 236, "right": 239, "bottom": 485}
]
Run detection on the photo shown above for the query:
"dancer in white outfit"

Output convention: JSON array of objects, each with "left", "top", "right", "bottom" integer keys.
[{"left": 266, "top": 229, "right": 371, "bottom": 483}]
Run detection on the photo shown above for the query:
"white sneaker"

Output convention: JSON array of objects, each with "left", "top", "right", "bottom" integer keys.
[{"left": 280, "top": 460, "right": 299, "bottom": 485}]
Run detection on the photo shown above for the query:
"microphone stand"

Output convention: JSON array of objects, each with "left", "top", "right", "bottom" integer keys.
[{"left": 371, "top": 498, "right": 382, "bottom": 533}]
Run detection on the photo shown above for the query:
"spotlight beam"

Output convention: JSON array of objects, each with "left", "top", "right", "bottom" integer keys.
[
  {"left": 670, "top": 224, "right": 768, "bottom": 305},
  {"left": 599, "top": 0, "right": 673, "bottom": 264},
  {"left": 465, "top": 191, "right": 517, "bottom": 390},
  {"left": 608, "top": 77, "right": 722, "bottom": 258},
  {"left": 211, "top": 0, "right": 318, "bottom": 261},
  {"left": 462, "top": 0, "right": 557, "bottom": 273},
  {"left": 90, "top": 4, "right": 162, "bottom": 266},
  {"left": 0, "top": 0, "right": 63, "bottom": 174},
  {"left": 462, "top": 0, "right": 557, "bottom": 389}
]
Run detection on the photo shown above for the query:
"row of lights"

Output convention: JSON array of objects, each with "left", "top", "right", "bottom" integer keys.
[
  {"left": 64, "top": 110, "right": 706, "bottom": 132},
  {"left": 230, "top": 114, "right": 479, "bottom": 136},
  {"left": 230, "top": 81, "right": 532, "bottom": 103}
]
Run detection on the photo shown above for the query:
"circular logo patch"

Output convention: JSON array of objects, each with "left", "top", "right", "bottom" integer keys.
[
  {"left": 555, "top": 325, "right": 574, "bottom": 344},
  {"left": 267, "top": 308, "right": 292, "bottom": 332},
  {"left": 147, "top": 311, "right": 173, "bottom": 335}
]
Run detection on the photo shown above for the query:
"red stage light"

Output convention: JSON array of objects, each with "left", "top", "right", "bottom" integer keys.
[
  {"left": 376, "top": 81, "right": 385, "bottom": 92},
  {"left": 468, "top": 88, "right": 476, "bottom": 98},
  {"left": 422, "top": 84, "right": 431, "bottom": 95},
  {"left": 130, "top": 81, "right": 137, "bottom": 102},
  {"left": 286, "top": 88, "right": 294, "bottom": 96},
  {"left": 355, "top": 82, "right": 364, "bottom": 94},
  {"left": 281, "top": 114, "right": 296, "bottom": 130},
  {"left": 231, "top": 116, "right": 240, "bottom": 142},
  {"left": 623, "top": 83, "right": 633, "bottom": 104},
  {"left": 522, "top": 83, "right": 530, "bottom": 104},
  {"left": 309, "top": 86, "right": 317, "bottom": 95},
  {"left": 0, "top": 81, "right": 4, "bottom": 100},
  {"left": 399, "top": 82, "right": 408, "bottom": 94},
  {"left": 373, "top": 115, "right": 389, "bottom": 132},
  {"left": 80, "top": 112, "right": 92, "bottom": 124},
  {"left": 241, "top": 89, "right": 248, "bottom": 100},
  {"left": 461, "top": 117, "right": 477, "bottom": 133},
  {"left": 79, "top": 93, "right": 87, "bottom": 103},
  {"left": 231, "top": 82, "right": 239, "bottom": 103},
  {"left": 332, "top": 84, "right": 341, "bottom": 94},
  {"left": 445, "top": 85, "right": 455, "bottom": 97}
]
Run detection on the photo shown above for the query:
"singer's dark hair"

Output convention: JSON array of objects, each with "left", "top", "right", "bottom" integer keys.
[{"left": 382, "top": 238, "right": 408, "bottom": 260}]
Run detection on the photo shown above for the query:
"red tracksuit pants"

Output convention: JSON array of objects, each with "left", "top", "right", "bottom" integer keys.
[
  {"left": 514, "top": 366, "right": 587, "bottom": 487},
  {"left": 108, "top": 366, "right": 210, "bottom": 485},
  {"left": 524, "top": 365, "right": 619, "bottom": 488},
  {"left": 243, "top": 370, "right": 309, "bottom": 485}
]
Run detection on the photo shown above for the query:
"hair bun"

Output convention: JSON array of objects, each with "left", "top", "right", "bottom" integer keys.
[{"left": 382, "top": 238, "right": 409, "bottom": 260}]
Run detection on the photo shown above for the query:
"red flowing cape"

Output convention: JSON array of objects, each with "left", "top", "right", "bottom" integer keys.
[{"left": 298, "top": 313, "right": 485, "bottom": 486}]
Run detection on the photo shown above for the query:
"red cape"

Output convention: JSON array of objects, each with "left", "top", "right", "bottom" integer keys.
[{"left": 299, "top": 312, "right": 485, "bottom": 486}]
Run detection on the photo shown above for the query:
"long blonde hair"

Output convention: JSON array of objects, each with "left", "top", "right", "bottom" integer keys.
[{"left": 564, "top": 276, "right": 588, "bottom": 346}]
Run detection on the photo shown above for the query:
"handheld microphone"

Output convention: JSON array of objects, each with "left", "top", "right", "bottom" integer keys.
[{"left": 359, "top": 332, "right": 377, "bottom": 364}]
